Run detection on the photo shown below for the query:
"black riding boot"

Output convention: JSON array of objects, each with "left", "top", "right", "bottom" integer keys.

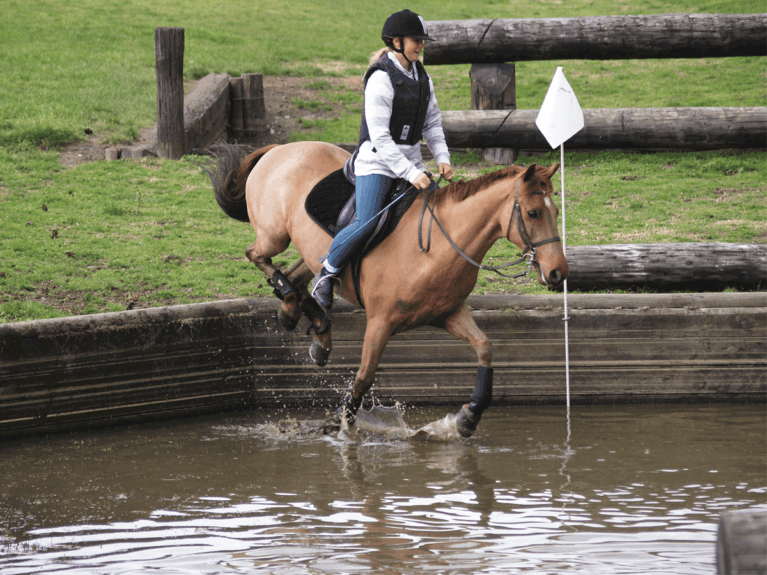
[{"left": 311, "top": 267, "right": 337, "bottom": 311}]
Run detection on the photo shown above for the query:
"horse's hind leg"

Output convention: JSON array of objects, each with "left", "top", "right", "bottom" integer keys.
[
  {"left": 287, "top": 259, "right": 313, "bottom": 299},
  {"left": 277, "top": 258, "right": 312, "bottom": 331},
  {"left": 246, "top": 241, "right": 303, "bottom": 331},
  {"left": 288, "top": 260, "right": 333, "bottom": 367},
  {"left": 432, "top": 303, "right": 493, "bottom": 438}
]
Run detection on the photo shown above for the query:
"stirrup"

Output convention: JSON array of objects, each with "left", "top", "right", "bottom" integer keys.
[{"left": 311, "top": 268, "right": 338, "bottom": 311}]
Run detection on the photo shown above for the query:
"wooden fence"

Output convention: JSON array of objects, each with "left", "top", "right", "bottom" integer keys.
[{"left": 424, "top": 14, "right": 767, "bottom": 157}]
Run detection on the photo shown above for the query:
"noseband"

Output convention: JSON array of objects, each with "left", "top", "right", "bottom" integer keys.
[{"left": 418, "top": 176, "right": 561, "bottom": 279}]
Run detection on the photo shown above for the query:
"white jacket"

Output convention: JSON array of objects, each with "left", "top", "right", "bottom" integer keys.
[{"left": 354, "top": 52, "right": 451, "bottom": 184}]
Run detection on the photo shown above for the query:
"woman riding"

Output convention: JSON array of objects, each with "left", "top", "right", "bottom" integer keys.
[{"left": 312, "top": 9, "right": 453, "bottom": 310}]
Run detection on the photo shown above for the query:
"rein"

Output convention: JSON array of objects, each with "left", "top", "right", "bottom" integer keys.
[{"left": 418, "top": 176, "right": 561, "bottom": 279}]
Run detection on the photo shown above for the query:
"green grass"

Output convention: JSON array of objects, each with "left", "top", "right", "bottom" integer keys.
[
  {"left": 0, "top": 154, "right": 301, "bottom": 323},
  {"left": 0, "top": 0, "right": 765, "bottom": 322}
]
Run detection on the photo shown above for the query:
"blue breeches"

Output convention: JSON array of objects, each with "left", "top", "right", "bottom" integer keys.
[{"left": 325, "top": 174, "right": 393, "bottom": 270}]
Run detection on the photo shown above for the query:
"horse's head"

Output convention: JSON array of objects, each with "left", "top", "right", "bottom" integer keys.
[{"left": 505, "top": 163, "right": 569, "bottom": 289}]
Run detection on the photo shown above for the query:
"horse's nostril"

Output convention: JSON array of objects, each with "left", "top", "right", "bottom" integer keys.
[{"left": 549, "top": 269, "right": 562, "bottom": 285}]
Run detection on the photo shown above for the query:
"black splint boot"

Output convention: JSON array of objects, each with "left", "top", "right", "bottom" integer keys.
[{"left": 311, "top": 267, "right": 337, "bottom": 311}]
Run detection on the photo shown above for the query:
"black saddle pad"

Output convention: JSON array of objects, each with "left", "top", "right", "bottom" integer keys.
[
  {"left": 304, "top": 168, "right": 418, "bottom": 307},
  {"left": 304, "top": 169, "right": 355, "bottom": 238}
]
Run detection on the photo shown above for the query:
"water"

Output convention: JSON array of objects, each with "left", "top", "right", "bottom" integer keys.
[{"left": 1, "top": 404, "right": 764, "bottom": 574}]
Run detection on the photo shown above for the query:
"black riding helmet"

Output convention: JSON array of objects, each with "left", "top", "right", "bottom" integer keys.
[{"left": 381, "top": 9, "right": 432, "bottom": 60}]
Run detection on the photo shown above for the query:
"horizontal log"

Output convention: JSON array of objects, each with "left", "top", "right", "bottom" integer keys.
[
  {"left": 0, "top": 293, "right": 764, "bottom": 438},
  {"left": 424, "top": 14, "right": 767, "bottom": 64},
  {"left": 562, "top": 243, "right": 767, "bottom": 291},
  {"left": 441, "top": 107, "right": 767, "bottom": 150}
]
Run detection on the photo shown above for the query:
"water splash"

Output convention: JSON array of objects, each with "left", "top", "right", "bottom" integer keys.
[
  {"left": 354, "top": 405, "right": 462, "bottom": 443},
  {"left": 409, "top": 412, "right": 462, "bottom": 442},
  {"left": 235, "top": 405, "right": 466, "bottom": 443}
]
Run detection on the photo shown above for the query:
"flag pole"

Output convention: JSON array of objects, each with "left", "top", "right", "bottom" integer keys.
[
  {"left": 560, "top": 143, "right": 570, "bottom": 409},
  {"left": 534, "top": 65, "right": 582, "bottom": 417}
]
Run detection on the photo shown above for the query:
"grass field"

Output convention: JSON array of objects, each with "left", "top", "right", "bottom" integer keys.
[{"left": 0, "top": 0, "right": 765, "bottom": 323}]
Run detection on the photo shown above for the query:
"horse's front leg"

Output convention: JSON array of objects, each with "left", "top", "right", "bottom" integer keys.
[
  {"left": 324, "top": 317, "right": 393, "bottom": 432},
  {"left": 433, "top": 302, "right": 493, "bottom": 438}
]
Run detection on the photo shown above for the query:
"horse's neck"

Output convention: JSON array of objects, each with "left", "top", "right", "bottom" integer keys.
[{"left": 440, "top": 180, "right": 509, "bottom": 261}]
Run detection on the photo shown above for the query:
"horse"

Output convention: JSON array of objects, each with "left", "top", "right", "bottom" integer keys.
[{"left": 201, "top": 141, "right": 568, "bottom": 437}]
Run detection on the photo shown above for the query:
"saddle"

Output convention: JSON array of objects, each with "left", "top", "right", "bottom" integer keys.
[{"left": 304, "top": 168, "right": 417, "bottom": 308}]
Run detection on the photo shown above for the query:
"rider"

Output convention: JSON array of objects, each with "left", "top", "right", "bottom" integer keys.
[{"left": 311, "top": 9, "right": 453, "bottom": 310}]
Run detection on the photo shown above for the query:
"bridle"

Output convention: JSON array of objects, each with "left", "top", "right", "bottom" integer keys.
[{"left": 418, "top": 176, "right": 561, "bottom": 279}]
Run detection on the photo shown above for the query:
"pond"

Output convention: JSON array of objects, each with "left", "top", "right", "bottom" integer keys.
[{"left": 1, "top": 404, "right": 764, "bottom": 574}]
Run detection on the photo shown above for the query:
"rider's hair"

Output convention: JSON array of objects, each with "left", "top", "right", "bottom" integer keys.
[{"left": 369, "top": 47, "right": 392, "bottom": 66}]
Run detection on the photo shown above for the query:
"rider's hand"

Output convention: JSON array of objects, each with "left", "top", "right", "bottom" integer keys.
[
  {"left": 438, "top": 163, "right": 453, "bottom": 181},
  {"left": 413, "top": 172, "right": 432, "bottom": 190}
]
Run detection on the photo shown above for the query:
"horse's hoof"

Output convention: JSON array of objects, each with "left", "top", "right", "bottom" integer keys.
[
  {"left": 277, "top": 307, "right": 300, "bottom": 331},
  {"left": 455, "top": 405, "right": 480, "bottom": 438},
  {"left": 321, "top": 411, "right": 341, "bottom": 435},
  {"left": 309, "top": 340, "right": 331, "bottom": 367}
]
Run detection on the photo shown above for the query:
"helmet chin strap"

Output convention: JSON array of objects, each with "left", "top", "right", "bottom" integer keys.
[{"left": 393, "top": 37, "right": 413, "bottom": 65}]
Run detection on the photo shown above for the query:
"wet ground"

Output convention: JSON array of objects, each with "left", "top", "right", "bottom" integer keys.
[{"left": 1, "top": 404, "right": 764, "bottom": 574}]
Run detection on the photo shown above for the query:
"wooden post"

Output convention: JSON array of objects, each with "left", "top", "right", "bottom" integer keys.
[
  {"left": 470, "top": 63, "right": 517, "bottom": 165},
  {"left": 229, "top": 74, "right": 266, "bottom": 140},
  {"left": 155, "top": 27, "right": 186, "bottom": 159},
  {"left": 242, "top": 73, "right": 266, "bottom": 136},
  {"left": 717, "top": 510, "right": 767, "bottom": 574}
]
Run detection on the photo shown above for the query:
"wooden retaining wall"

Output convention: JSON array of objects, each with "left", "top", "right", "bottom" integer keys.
[{"left": 0, "top": 293, "right": 764, "bottom": 439}]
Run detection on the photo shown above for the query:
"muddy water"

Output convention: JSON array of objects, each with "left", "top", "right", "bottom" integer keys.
[{"left": 1, "top": 404, "right": 764, "bottom": 575}]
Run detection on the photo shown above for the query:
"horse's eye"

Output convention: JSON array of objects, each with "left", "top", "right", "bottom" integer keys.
[{"left": 527, "top": 210, "right": 540, "bottom": 219}]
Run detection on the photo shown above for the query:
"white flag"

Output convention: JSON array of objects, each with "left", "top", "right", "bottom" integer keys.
[{"left": 535, "top": 67, "right": 584, "bottom": 149}]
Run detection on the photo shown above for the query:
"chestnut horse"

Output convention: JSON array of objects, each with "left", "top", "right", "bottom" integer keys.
[{"left": 202, "top": 141, "right": 568, "bottom": 437}]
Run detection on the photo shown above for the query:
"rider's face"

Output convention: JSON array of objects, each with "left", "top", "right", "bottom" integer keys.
[{"left": 393, "top": 36, "right": 424, "bottom": 65}]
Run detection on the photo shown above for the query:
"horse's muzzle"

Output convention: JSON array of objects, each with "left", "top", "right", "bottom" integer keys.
[
  {"left": 536, "top": 260, "right": 568, "bottom": 289},
  {"left": 547, "top": 268, "right": 567, "bottom": 288}
]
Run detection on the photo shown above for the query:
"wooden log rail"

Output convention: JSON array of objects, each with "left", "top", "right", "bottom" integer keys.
[
  {"left": 1, "top": 293, "right": 764, "bottom": 439},
  {"left": 563, "top": 243, "right": 767, "bottom": 291},
  {"left": 441, "top": 107, "right": 767, "bottom": 150},
  {"left": 424, "top": 14, "right": 767, "bottom": 65}
]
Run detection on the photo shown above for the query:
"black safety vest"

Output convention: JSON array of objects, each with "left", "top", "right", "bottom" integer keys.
[
  {"left": 359, "top": 55, "right": 431, "bottom": 147},
  {"left": 343, "top": 55, "right": 431, "bottom": 184}
]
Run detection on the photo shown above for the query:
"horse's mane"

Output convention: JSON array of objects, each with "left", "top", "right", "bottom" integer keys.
[{"left": 435, "top": 165, "right": 525, "bottom": 207}]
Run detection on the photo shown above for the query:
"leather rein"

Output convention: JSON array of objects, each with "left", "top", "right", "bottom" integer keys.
[{"left": 417, "top": 176, "right": 561, "bottom": 279}]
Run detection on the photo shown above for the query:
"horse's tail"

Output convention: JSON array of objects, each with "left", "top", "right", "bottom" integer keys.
[{"left": 198, "top": 144, "right": 280, "bottom": 223}]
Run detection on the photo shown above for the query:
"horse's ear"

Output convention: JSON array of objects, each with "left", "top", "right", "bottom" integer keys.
[
  {"left": 523, "top": 164, "right": 537, "bottom": 182},
  {"left": 545, "top": 163, "right": 560, "bottom": 178}
]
